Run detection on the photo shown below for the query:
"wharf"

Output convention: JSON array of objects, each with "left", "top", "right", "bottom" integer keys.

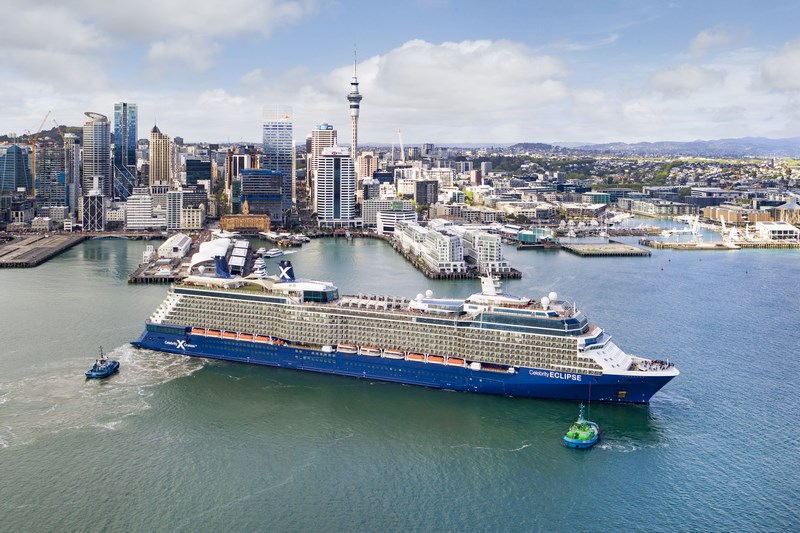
[
  {"left": 640, "top": 239, "right": 800, "bottom": 250},
  {"left": 0, "top": 234, "right": 87, "bottom": 267},
  {"left": 561, "top": 240, "right": 651, "bottom": 257},
  {"left": 128, "top": 258, "right": 188, "bottom": 284}
]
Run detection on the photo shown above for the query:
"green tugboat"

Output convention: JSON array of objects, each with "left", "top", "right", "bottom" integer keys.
[{"left": 563, "top": 403, "right": 599, "bottom": 449}]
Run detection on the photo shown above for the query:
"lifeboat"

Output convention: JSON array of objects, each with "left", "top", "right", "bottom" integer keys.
[
  {"left": 446, "top": 357, "right": 465, "bottom": 367},
  {"left": 427, "top": 355, "right": 445, "bottom": 365},
  {"left": 222, "top": 331, "right": 238, "bottom": 339},
  {"left": 190, "top": 327, "right": 206, "bottom": 335},
  {"left": 337, "top": 344, "right": 358, "bottom": 354},
  {"left": 360, "top": 346, "right": 381, "bottom": 357},
  {"left": 239, "top": 333, "right": 254, "bottom": 341},
  {"left": 382, "top": 349, "right": 405, "bottom": 360},
  {"left": 254, "top": 335, "right": 271, "bottom": 343},
  {"left": 206, "top": 329, "right": 221, "bottom": 337},
  {"left": 406, "top": 353, "right": 425, "bottom": 362},
  {"left": 272, "top": 338, "right": 286, "bottom": 346}
]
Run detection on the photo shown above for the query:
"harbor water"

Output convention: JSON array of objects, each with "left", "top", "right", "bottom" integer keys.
[{"left": 1, "top": 234, "right": 798, "bottom": 531}]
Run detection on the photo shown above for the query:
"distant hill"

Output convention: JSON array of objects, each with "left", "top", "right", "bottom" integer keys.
[
  {"left": 574, "top": 137, "right": 800, "bottom": 158},
  {"left": 507, "top": 142, "right": 560, "bottom": 152},
  {"left": 0, "top": 125, "right": 82, "bottom": 145}
]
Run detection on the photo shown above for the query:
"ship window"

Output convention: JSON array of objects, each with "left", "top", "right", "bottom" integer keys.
[{"left": 617, "top": 390, "right": 627, "bottom": 399}]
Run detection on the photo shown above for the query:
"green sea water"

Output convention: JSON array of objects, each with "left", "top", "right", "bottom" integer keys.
[{"left": 1, "top": 235, "right": 798, "bottom": 531}]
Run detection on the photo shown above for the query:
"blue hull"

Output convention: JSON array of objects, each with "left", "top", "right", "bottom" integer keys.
[
  {"left": 85, "top": 361, "right": 119, "bottom": 379},
  {"left": 132, "top": 326, "right": 674, "bottom": 403}
]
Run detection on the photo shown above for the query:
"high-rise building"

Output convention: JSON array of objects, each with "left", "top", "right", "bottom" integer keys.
[
  {"left": 125, "top": 187, "right": 156, "bottom": 230},
  {"left": 357, "top": 151, "right": 378, "bottom": 181},
  {"left": 239, "top": 168, "right": 283, "bottom": 223},
  {"left": 414, "top": 180, "right": 439, "bottom": 207},
  {"left": 82, "top": 112, "right": 111, "bottom": 197},
  {"left": 346, "top": 56, "right": 363, "bottom": 168},
  {"left": 34, "top": 141, "right": 66, "bottom": 211},
  {"left": 63, "top": 133, "right": 80, "bottom": 216},
  {"left": 262, "top": 106, "right": 295, "bottom": 214},
  {"left": 316, "top": 146, "right": 357, "bottom": 228},
  {"left": 0, "top": 145, "right": 30, "bottom": 194},
  {"left": 185, "top": 159, "right": 211, "bottom": 187},
  {"left": 113, "top": 102, "right": 138, "bottom": 199},
  {"left": 149, "top": 125, "right": 171, "bottom": 187},
  {"left": 82, "top": 190, "right": 106, "bottom": 231},
  {"left": 310, "top": 123, "right": 337, "bottom": 210}
]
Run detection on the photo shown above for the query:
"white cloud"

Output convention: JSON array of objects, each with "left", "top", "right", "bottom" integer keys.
[
  {"left": 648, "top": 64, "right": 725, "bottom": 96},
  {"left": 761, "top": 40, "right": 800, "bottom": 91},
  {"left": 690, "top": 27, "right": 735, "bottom": 56},
  {"left": 147, "top": 36, "right": 222, "bottom": 76}
]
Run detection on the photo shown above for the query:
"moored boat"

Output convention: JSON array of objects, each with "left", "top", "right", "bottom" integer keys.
[{"left": 563, "top": 404, "right": 599, "bottom": 448}]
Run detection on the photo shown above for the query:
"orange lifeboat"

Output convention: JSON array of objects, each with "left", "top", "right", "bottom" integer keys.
[
  {"left": 427, "top": 355, "right": 445, "bottom": 365},
  {"left": 406, "top": 353, "right": 425, "bottom": 362},
  {"left": 254, "top": 335, "right": 271, "bottom": 343},
  {"left": 239, "top": 333, "right": 254, "bottom": 341},
  {"left": 222, "top": 331, "right": 238, "bottom": 339},
  {"left": 446, "top": 357, "right": 465, "bottom": 367},
  {"left": 206, "top": 329, "right": 221, "bottom": 337},
  {"left": 190, "top": 327, "right": 206, "bottom": 335}
]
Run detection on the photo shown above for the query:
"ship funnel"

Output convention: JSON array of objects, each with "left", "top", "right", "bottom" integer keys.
[
  {"left": 213, "top": 255, "right": 232, "bottom": 279},
  {"left": 278, "top": 260, "right": 296, "bottom": 282}
]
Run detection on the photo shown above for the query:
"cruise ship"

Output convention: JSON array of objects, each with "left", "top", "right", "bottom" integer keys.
[{"left": 132, "top": 260, "right": 678, "bottom": 403}]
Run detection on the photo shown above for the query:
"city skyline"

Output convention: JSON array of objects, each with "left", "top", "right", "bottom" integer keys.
[{"left": 2, "top": 1, "right": 800, "bottom": 144}]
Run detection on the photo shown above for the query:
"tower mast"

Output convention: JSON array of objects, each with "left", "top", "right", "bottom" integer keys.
[{"left": 346, "top": 49, "right": 363, "bottom": 171}]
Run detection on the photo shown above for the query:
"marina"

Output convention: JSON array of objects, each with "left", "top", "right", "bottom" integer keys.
[{"left": 560, "top": 241, "right": 651, "bottom": 257}]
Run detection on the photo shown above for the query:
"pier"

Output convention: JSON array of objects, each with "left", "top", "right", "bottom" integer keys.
[
  {"left": 0, "top": 234, "right": 87, "bottom": 268},
  {"left": 560, "top": 240, "right": 651, "bottom": 257},
  {"left": 639, "top": 238, "right": 800, "bottom": 251}
]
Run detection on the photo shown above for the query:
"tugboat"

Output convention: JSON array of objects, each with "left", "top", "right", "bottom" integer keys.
[
  {"left": 563, "top": 403, "right": 599, "bottom": 449},
  {"left": 85, "top": 347, "right": 120, "bottom": 379}
]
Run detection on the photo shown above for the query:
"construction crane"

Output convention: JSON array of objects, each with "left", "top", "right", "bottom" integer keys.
[{"left": 28, "top": 110, "right": 52, "bottom": 197}]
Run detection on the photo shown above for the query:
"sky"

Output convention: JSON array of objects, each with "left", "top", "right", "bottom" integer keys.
[{"left": 2, "top": 0, "right": 800, "bottom": 145}]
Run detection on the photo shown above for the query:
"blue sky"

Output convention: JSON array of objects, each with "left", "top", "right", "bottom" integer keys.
[{"left": 2, "top": 0, "right": 800, "bottom": 144}]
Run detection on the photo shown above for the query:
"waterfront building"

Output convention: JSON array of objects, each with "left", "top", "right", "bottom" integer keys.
[
  {"left": 158, "top": 233, "right": 192, "bottom": 259},
  {"left": 262, "top": 106, "right": 295, "bottom": 213},
  {"left": 239, "top": 168, "right": 283, "bottom": 223},
  {"left": 376, "top": 209, "right": 417, "bottom": 236},
  {"left": 316, "top": 147, "right": 358, "bottom": 228},
  {"left": 362, "top": 198, "right": 414, "bottom": 227},
  {"left": 755, "top": 221, "right": 799, "bottom": 240},
  {"left": 82, "top": 112, "right": 112, "bottom": 198},
  {"left": 0, "top": 145, "right": 31, "bottom": 194},
  {"left": 362, "top": 178, "right": 380, "bottom": 201},
  {"left": 582, "top": 192, "right": 610, "bottom": 205},
  {"left": 461, "top": 230, "right": 511, "bottom": 274},
  {"left": 702, "top": 205, "right": 771, "bottom": 224},
  {"left": 113, "top": 102, "right": 138, "bottom": 199},
  {"left": 394, "top": 220, "right": 467, "bottom": 274},
  {"left": 346, "top": 59, "right": 363, "bottom": 169},
  {"left": 180, "top": 204, "right": 206, "bottom": 230},
  {"left": 219, "top": 214, "right": 270, "bottom": 234},
  {"left": 126, "top": 187, "right": 159, "bottom": 230},
  {"left": 149, "top": 125, "right": 172, "bottom": 187}
]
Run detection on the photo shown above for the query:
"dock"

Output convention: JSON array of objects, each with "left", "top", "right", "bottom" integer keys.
[
  {"left": 640, "top": 238, "right": 800, "bottom": 250},
  {"left": 560, "top": 240, "right": 651, "bottom": 257},
  {"left": 0, "top": 234, "right": 87, "bottom": 268}
]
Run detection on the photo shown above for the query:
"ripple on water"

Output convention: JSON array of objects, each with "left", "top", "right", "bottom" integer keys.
[{"left": 0, "top": 344, "right": 204, "bottom": 449}]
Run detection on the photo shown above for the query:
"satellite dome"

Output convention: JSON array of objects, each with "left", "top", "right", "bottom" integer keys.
[
  {"left": 198, "top": 266, "right": 205, "bottom": 274},
  {"left": 541, "top": 296, "right": 550, "bottom": 308},
  {"left": 549, "top": 291, "right": 558, "bottom": 301},
  {"left": 416, "top": 293, "right": 424, "bottom": 301},
  {"left": 425, "top": 289, "right": 433, "bottom": 298}
]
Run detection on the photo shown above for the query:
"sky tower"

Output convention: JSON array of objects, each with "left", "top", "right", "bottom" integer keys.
[{"left": 346, "top": 52, "right": 363, "bottom": 168}]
